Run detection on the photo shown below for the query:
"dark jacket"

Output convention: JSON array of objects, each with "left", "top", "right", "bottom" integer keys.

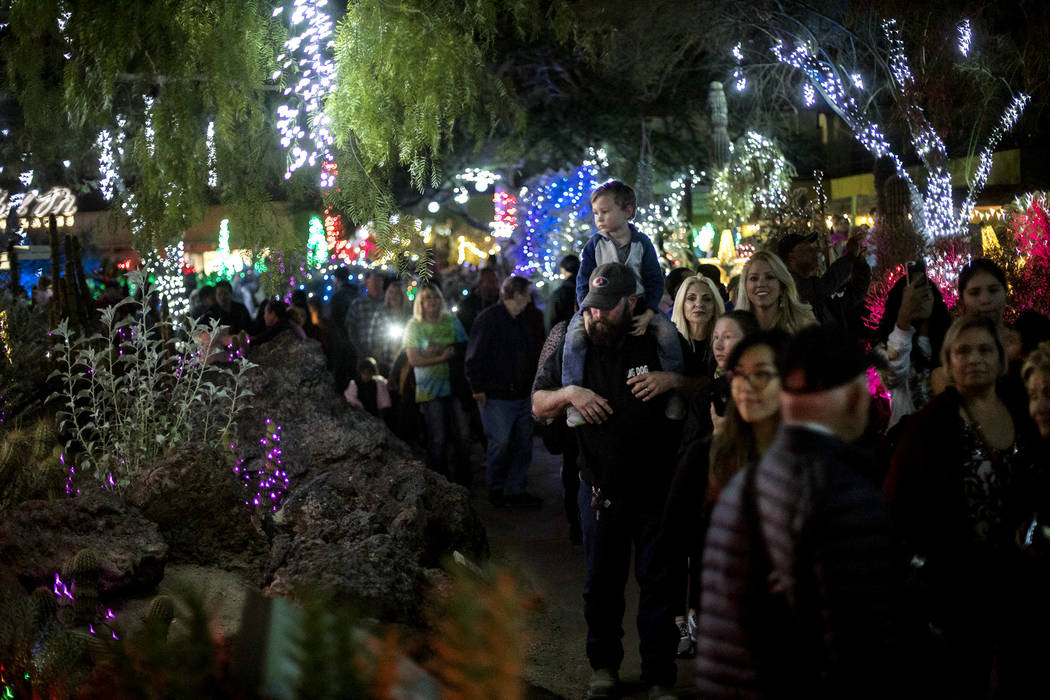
[
  {"left": 794, "top": 253, "right": 870, "bottom": 331},
  {"left": 885, "top": 383, "right": 1037, "bottom": 632},
  {"left": 697, "top": 425, "right": 905, "bottom": 699},
  {"left": 464, "top": 303, "right": 538, "bottom": 400}
]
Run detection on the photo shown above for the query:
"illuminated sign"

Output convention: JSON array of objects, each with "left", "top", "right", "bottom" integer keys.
[{"left": 0, "top": 187, "right": 78, "bottom": 230}]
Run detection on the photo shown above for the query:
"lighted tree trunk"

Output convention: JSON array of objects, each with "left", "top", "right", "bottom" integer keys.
[
  {"left": 708, "top": 82, "right": 730, "bottom": 171},
  {"left": 874, "top": 156, "right": 923, "bottom": 275}
]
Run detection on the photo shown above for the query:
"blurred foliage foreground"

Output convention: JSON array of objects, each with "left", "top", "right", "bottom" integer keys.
[{"left": 0, "top": 551, "right": 532, "bottom": 699}]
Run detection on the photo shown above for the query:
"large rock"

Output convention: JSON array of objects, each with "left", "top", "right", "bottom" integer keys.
[
  {"left": 127, "top": 443, "right": 268, "bottom": 573},
  {"left": 244, "top": 333, "right": 488, "bottom": 618},
  {"left": 266, "top": 533, "right": 424, "bottom": 622},
  {"left": 0, "top": 490, "right": 167, "bottom": 595},
  {"left": 239, "top": 333, "right": 395, "bottom": 478}
]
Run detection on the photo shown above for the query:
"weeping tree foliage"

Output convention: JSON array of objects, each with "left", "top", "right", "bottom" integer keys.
[
  {"left": 324, "top": 0, "right": 538, "bottom": 272},
  {"left": 2, "top": 0, "right": 287, "bottom": 251},
  {"left": 324, "top": 0, "right": 717, "bottom": 270}
]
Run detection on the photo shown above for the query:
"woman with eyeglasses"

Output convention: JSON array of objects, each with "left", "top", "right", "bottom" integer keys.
[
  {"left": 661, "top": 330, "right": 790, "bottom": 658},
  {"left": 708, "top": 330, "right": 792, "bottom": 501}
]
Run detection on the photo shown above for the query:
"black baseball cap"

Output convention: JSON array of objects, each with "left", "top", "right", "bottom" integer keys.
[
  {"left": 779, "top": 324, "right": 885, "bottom": 394},
  {"left": 581, "top": 262, "right": 638, "bottom": 311},
  {"left": 776, "top": 233, "right": 818, "bottom": 261}
]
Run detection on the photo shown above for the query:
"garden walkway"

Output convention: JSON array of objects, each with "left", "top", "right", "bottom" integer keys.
[{"left": 467, "top": 437, "right": 698, "bottom": 700}]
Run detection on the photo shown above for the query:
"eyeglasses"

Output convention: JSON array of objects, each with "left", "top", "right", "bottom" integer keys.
[{"left": 729, "top": 369, "right": 779, "bottom": 390}]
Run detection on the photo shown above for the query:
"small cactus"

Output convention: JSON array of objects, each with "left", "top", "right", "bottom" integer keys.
[
  {"left": 62, "top": 548, "right": 100, "bottom": 628},
  {"left": 0, "top": 428, "right": 31, "bottom": 468},
  {"left": 32, "top": 418, "right": 58, "bottom": 461},
  {"left": 143, "top": 594, "right": 175, "bottom": 640}
]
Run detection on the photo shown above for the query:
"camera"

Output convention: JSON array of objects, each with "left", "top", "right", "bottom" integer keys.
[{"left": 711, "top": 380, "right": 731, "bottom": 417}]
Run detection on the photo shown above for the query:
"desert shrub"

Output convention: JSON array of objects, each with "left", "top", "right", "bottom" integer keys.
[{"left": 48, "top": 272, "right": 255, "bottom": 491}]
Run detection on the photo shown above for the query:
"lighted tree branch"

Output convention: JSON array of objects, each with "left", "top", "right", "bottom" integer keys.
[{"left": 765, "top": 15, "right": 1029, "bottom": 241}]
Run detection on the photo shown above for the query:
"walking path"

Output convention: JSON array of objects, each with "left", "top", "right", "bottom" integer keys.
[{"left": 467, "top": 436, "right": 698, "bottom": 699}]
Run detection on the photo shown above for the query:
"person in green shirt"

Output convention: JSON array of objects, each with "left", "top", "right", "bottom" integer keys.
[{"left": 404, "top": 284, "right": 471, "bottom": 485}]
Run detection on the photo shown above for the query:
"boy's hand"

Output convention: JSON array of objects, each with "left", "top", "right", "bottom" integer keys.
[{"left": 630, "top": 308, "right": 655, "bottom": 336}]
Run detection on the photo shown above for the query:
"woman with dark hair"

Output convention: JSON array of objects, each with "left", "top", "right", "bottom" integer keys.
[
  {"left": 708, "top": 330, "right": 792, "bottom": 500},
  {"left": 876, "top": 272, "right": 952, "bottom": 429},
  {"left": 662, "top": 326, "right": 785, "bottom": 658},
  {"left": 251, "top": 299, "right": 306, "bottom": 346},
  {"left": 886, "top": 314, "right": 1038, "bottom": 697}
]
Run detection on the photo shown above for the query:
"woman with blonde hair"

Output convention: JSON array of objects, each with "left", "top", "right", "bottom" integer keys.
[
  {"left": 403, "top": 283, "right": 471, "bottom": 485},
  {"left": 672, "top": 274, "right": 725, "bottom": 377},
  {"left": 734, "top": 250, "right": 816, "bottom": 334}
]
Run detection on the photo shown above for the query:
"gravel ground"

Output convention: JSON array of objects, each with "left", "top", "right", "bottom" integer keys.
[{"left": 468, "top": 436, "right": 698, "bottom": 700}]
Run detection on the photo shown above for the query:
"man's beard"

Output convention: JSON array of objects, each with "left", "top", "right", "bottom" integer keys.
[{"left": 585, "top": 311, "right": 630, "bottom": 347}]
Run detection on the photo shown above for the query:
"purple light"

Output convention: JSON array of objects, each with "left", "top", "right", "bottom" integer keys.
[{"left": 53, "top": 573, "right": 74, "bottom": 599}]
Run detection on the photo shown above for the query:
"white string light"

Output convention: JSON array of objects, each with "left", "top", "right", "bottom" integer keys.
[
  {"left": 767, "top": 18, "right": 1028, "bottom": 240},
  {"left": 96, "top": 116, "right": 126, "bottom": 201},
  {"left": 456, "top": 168, "right": 502, "bottom": 192},
  {"left": 206, "top": 121, "right": 217, "bottom": 188},
  {"left": 958, "top": 19, "right": 972, "bottom": 57},
  {"left": 142, "top": 95, "right": 155, "bottom": 156},
  {"left": 273, "top": 0, "right": 336, "bottom": 183},
  {"left": 802, "top": 83, "right": 816, "bottom": 107}
]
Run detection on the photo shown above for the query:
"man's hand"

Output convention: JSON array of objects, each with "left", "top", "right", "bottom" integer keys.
[
  {"left": 473, "top": 391, "right": 486, "bottom": 407},
  {"left": 627, "top": 371, "right": 679, "bottom": 402},
  {"left": 630, "top": 308, "right": 655, "bottom": 336},
  {"left": 567, "top": 385, "right": 613, "bottom": 424}
]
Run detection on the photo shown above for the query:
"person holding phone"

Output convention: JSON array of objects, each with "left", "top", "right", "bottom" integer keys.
[{"left": 875, "top": 262, "right": 952, "bottom": 429}]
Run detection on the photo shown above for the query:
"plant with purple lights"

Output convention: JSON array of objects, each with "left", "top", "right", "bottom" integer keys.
[
  {"left": 48, "top": 272, "right": 256, "bottom": 492},
  {"left": 233, "top": 418, "right": 290, "bottom": 513}
]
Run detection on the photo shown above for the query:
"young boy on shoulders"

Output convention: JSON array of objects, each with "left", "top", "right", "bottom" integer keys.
[{"left": 563, "top": 179, "right": 685, "bottom": 426}]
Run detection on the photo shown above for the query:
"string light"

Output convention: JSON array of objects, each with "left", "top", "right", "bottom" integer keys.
[
  {"left": 490, "top": 188, "right": 518, "bottom": 239},
  {"left": 731, "top": 42, "right": 746, "bottom": 91},
  {"left": 142, "top": 95, "right": 155, "bottom": 156},
  {"left": 319, "top": 158, "right": 337, "bottom": 188},
  {"left": 232, "top": 419, "right": 289, "bottom": 512},
  {"left": 273, "top": 0, "right": 336, "bottom": 183},
  {"left": 148, "top": 242, "right": 189, "bottom": 318},
  {"left": 0, "top": 310, "right": 10, "bottom": 364},
  {"left": 767, "top": 18, "right": 1028, "bottom": 241},
  {"left": 802, "top": 83, "right": 816, "bottom": 107},
  {"left": 206, "top": 121, "right": 217, "bottom": 187},
  {"left": 514, "top": 147, "right": 607, "bottom": 281},
  {"left": 456, "top": 168, "right": 501, "bottom": 192},
  {"left": 958, "top": 19, "right": 972, "bottom": 57},
  {"left": 307, "top": 215, "right": 327, "bottom": 268},
  {"left": 96, "top": 116, "right": 126, "bottom": 201},
  {"left": 711, "top": 132, "right": 793, "bottom": 228}
]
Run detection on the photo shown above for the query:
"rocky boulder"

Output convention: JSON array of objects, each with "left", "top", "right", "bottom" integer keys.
[
  {"left": 0, "top": 490, "right": 167, "bottom": 595},
  {"left": 127, "top": 443, "right": 268, "bottom": 574},
  {"left": 244, "top": 333, "right": 488, "bottom": 618}
]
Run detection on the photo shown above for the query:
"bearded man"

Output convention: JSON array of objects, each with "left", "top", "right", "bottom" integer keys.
[{"left": 533, "top": 262, "right": 685, "bottom": 700}]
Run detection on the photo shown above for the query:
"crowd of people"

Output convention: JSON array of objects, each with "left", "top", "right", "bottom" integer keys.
[
  {"left": 527, "top": 180, "right": 1050, "bottom": 700},
  {"left": 12, "top": 176, "right": 1050, "bottom": 699}
]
